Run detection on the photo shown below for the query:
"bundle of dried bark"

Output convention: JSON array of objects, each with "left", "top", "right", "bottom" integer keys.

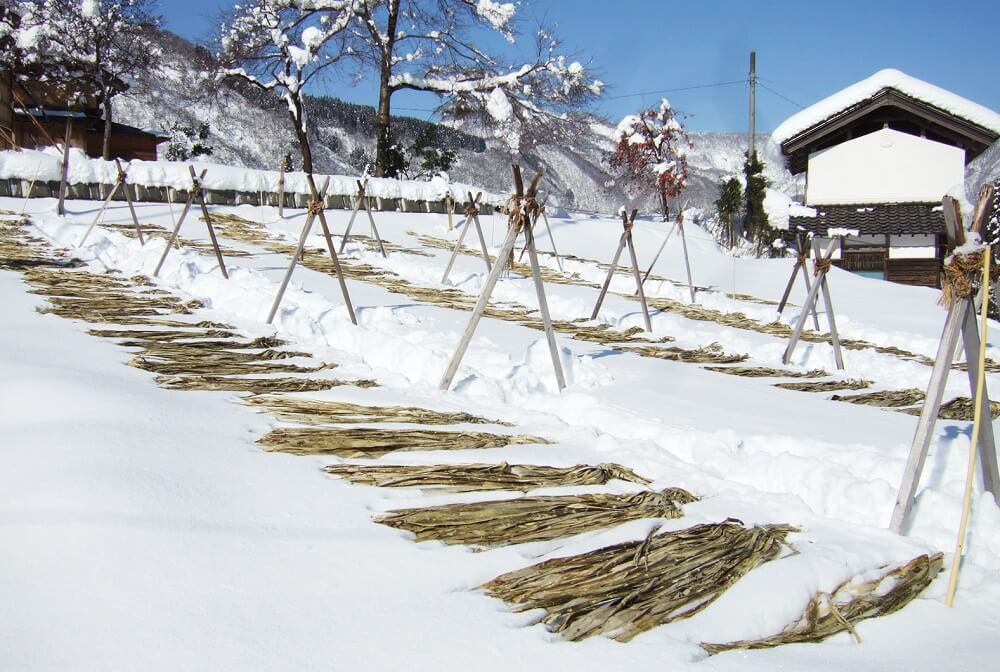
[
  {"left": 483, "top": 520, "right": 795, "bottom": 642},
  {"left": 377, "top": 488, "right": 697, "bottom": 548},
  {"left": 702, "top": 553, "right": 943, "bottom": 653},
  {"left": 325, "top": 462, "right": 650, "bottom": 492},
  {"left": 260, "top": 427, "right": 544, "bottom": 458}
]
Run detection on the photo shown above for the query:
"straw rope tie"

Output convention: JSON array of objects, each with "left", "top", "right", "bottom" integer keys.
[
  {"left": 813, "top": 258, "right": 831, "bottom": 276},
  {"left": 307, "top": 199, "right": 324, "bottom": 216},
  {"left": 464, "top": 204, "right": 478, "bottom": 217},
  {"left": 940, "top": 248, "right": 998, "bottom": 306}
]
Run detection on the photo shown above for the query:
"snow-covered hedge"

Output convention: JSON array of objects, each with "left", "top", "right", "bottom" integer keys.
[{"left": 0, "top": 148, "right": 505, "bottom": 206}]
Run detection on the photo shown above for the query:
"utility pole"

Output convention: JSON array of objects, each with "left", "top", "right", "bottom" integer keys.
[{"left": 748, "top": 51, "right": 757, "bottom": 159}]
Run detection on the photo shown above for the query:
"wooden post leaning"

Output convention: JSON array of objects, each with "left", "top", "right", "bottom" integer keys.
[
  {"left": 440, "top": 165, "right": 566, "bottom": 392},
  {"left": 444, "top": 192, "right": 454, "bottom": 231},
  {"left": 78, "top": 160, "right": 145, "bottom": 246},
  {"left": 640, "top": 206, "right": 696, "bottom": 303},
  {"left": 57, "top": 116, "right": 72, "bottom": 216},
  {"left": 775, "top": 233, "right": 822, "bottom": 331},
  {"left": 516, "top": 199, "right": 563, "bottom": 271},
  {"left": 277, "top": 163, "right": 286, "bottom": 219},
  {"left": 890, "top": 189, "right": 1000, "bottom": 534},
  {"left": 590, "top": 208, "right": 652, "bottom": 332},
  {"left": 340, "top": 179, "right": 387, "bottom": 258},
  {"left": 153, "top": 167, "right": 229, "bottom": 279},
  {"left": 781, "top": 236, "right": 845, "bottom": 370},
  {"left": 441, "top": 191, "right": 491, "bottom": 284},
  {"left": 267, "top": 177, "right": 331, "bottom": 323}
]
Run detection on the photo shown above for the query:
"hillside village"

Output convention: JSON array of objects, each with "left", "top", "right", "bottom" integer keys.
[{"left": 2, "top": 2, "right": 1000, "bottom": 671}]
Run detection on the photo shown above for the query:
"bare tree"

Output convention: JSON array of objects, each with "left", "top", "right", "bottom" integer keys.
[
  {"left": 218, "top": 0, "right": 359, "bottom": 174},
  {"left": 350, "top": 0, "right": 603, "bottom": 176}
]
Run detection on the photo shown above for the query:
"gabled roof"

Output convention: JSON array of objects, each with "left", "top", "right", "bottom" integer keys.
[
  {"left": 774, "top": 69, "right": 1000, "bottom": 173},
  {"left": 787, "top": 202, "right": 944, "bottom": 238}
]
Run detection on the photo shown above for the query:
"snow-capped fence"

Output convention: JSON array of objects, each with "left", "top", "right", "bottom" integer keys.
[{"left": 0, "top": 148, "right": 506, "bottom": 215}]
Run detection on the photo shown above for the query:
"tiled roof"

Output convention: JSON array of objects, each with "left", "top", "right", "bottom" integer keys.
[{"left": 787, "top": 202, "right": 943, "bottom": 237}]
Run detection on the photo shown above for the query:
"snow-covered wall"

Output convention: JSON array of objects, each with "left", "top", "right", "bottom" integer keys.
[{"left": 806, "top": 129, "right": 963, "bottom": 205}]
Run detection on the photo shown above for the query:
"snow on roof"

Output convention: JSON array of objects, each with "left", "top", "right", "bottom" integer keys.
[{"left": 772, "top": 69, "right": 1000, "bottom": 146}]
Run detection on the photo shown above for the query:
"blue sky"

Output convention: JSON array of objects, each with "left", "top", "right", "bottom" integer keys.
[{"left": 160, "top": 0, "right": 1000, "bottom": 133}]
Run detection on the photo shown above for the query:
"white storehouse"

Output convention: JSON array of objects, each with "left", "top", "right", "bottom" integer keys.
[{"left": 774, "top": 69, "right": 1000, "bottom": 286}]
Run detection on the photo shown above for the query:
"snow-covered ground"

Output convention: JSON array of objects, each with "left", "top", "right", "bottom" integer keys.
[{"left": 2, "top": 193, "right": 999, "bottom": 671}]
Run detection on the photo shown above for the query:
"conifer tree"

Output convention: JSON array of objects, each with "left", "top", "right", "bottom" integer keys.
[{"left": 715, "top": 176, "right": 743, "bottom": 247}]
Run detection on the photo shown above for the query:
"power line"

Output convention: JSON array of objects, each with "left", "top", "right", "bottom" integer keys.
[
  {"left": 756, "top": 80, "right": 805, "bottom": 109},
  {"left": 602, "top": 79, "right": 748, "bottom": 101}
]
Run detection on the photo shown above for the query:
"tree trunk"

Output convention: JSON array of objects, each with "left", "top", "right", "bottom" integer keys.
[
  {"left": 659, "top": 190, "right": 669, "bottom": 222},
  {"left": 288, "top": 98, "right": 314, "bottom": 175},
  {"left": 374, "top": 76, "right": 392, "bottom": 177},
  {"left": 101, "top": 94, "right": 113, "bottom": 160},
  {"left": 373, "top": 0, "right": 399, "bottom": 178}
]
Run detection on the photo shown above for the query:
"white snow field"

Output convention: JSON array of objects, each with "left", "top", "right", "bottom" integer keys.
[{"left": 2, "top": 192, "right": 999, "bottom": 671}]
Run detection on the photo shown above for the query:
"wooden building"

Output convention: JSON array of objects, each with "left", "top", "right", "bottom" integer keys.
[
  {"left": 1, "top": 68, "right": 166, "bottom": 160},
  {"left": 774, "top": 69, "right": 1000, "bottom": 287}
]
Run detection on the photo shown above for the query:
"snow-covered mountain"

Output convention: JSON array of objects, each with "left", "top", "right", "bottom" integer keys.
[{"left": 115, "top": 30, "right": 798, "bottom": 216}]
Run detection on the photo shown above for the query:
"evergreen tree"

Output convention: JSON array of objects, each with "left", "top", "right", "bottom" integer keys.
[
  {"left": 715, "top": 177, "right": 743, "bottom": 247},
  {"left": 162, "top": 122, "right": 213, "bottom": 162},
  {"left": 408, "top": 127, "right": 456, "bottom": 179},
  {"left": 743, "top": 150, "right": 778, "bottom": 255}
]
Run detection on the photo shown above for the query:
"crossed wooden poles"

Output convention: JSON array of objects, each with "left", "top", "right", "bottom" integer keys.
[
  {"left": 340, "top": 179, "right": 387, "bottom": 258},
  {"left": 590, "top": 207, "right": 652, "bottom": 332},
  {"left": 781, "top": 235, "right": 845, "bottom": 370},
  {"left": 267, "top": 175, "right": 356, "bottom": 325},
  {"left": 641, "top": 206, "right": 695, "bottom": 302},
  {"left": 153, "top": 166, "right": 229, "bottom": 279},
  {"left": 440, "top": 191, "right": 492, "bottom": 283},
  {"left": 78, "top": 159, "right": 146, "bottom": 247},
  {"left": 775, "top": 233, "right": 821, "bottom": 331},
  {"left": 516, "top": 198, "right": 563, "bottom": 271},
  {"left": 440, "top": 165, "right": 565, "bottom": 392},
  {"left": 890, "top": 189, "right": 1000, "bottom": 534}
]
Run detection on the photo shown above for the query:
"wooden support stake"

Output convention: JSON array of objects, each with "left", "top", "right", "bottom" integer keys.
[
  {"left": 267, "top": 177, "right": 331, "bottom": 324},
  {"left": 339, "top": 179, "right": 385, "bottom": 257},
  {"left": 308, "top": 173, "right": 357, "bottom": 325},
  {"left": 641, "top": 219, "right": 679, "bottom": 286},
  {"left": 152, "top": 169, "right": 207, "bottom": 277},
  {"left": 57, "top": 117, "right": 72, "bottom": 216},
  {"left": 277, "top": 166, "right": 286, "bottom": 219},
  {"left": 441, "top": 192, "right": 490, "bottom": 284},
  {"left": 591, "top": 209, "right": 652, "bottom": 331},
  {"left": 445, "top": 193, "right": 454, "bottom": 231},
  {"left": 116, "top": 159, "right": 145, "bottom": 246},
  {"left": 188, "top": 165, "right": 228, "bottom": 279},
  {"left": 891, "top": 191, "right": 1000, "bottom": 533},
  {"left": 78, "top": 178, "right": 121, "bottom": 246},
  {"left": 677, "top": 212, "right": 696, "bottom": 303},
  {"left": 523, "top": 205, "right": 567, "bottom": 390},
  {"left": 781, "top": 236, "right": 843, "bottom": 368},
  {"left": 441, "top": 166, "right": 564, "bottom": 391}
]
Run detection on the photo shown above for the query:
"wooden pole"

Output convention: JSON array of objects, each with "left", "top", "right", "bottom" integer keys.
[
  {"left": 441, "top": 192, "right": 489, "bottom": 284},
  {"left": 189, "top": 165, "right": 228, "bottom": 279},
  {"left": 523, "top": 207, "right": 567, "bottom": 391},
  {"left": 890, "top": 192, "right": 1000, "bottom": 533},
  {"left": 267, "top": 177, "right": 330, "bottom": 324},
  {"left": 539, "top": 206, "right": 564, "bottom": 272},
  {"left": 677, "top": 211, "right": 697, "bottom": 303},
  {"left": 307, "top": 173, "right": 357, "bottom": 325},
  {"left": 816, "top": 243, "right": 845, "bottom": 370},
  {"left": 77, "top": 180, "right": 121, "bottom": 246},
  {"left": 946, "top": 249, "right": 991, "bottom": 606},
  {"left": 445, "top": 193, "right": 454, "bottom": 231},
  {"left": 590, "top": 234, "right": 627, "bottom": 320},
  {"left": 641, "top": 219, "right": 678, "bottom": 286},
  {"left": 165, "top": 188, "right": 180, "bottom": 249},
  {"left": 339, "top": 183, "right": 364, "bottom": 253},
  {"left": 781, "top": 236, "right": 839, "bottom": 366},
  {"left": 362, "top": 191, "right": 388, "bottom": 258},
  {"left": 441, "top": 166, "right": 563, "bottom": 391},
  {"left": 277, "top": 165, "right": 286, "bottom": 219},
  {"left": 57, "top": 116, "right": 72, "bottom": 216},
  {"left": 116, "top": 159, "right": 145, "bottom": 246},
  {"left": 152, "top": 169, "right": 206, "bottom": 276}
]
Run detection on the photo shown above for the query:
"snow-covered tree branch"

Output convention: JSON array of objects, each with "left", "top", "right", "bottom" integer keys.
[
  {"left": 217, "top": 0, "right": 360, "bottom": 174},
  {"left": 349, "top": 0, "right": 603, "bottom": 176}
]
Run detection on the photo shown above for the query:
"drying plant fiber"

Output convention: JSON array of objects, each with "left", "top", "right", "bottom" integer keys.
[
  {"left": 157, "top": 374, "right": 373, "bottom": 394},
  {"left": 900, "top": 396, "right": 1000, "bottom": 421},
  {"left": 704, "top": 366, "right": 828, "bottom": 379},
  {"left": 87, "top": 327, "right": 237, "bottom": 342},
  {"left": 702, "top": 552, "right": 943, "bottom": 653},
  {"left": 113, "top": 336, "right": 285, "bottom": 351},
  {"left": 244, "top": 395, "right": 505, "bottom": 426},
  {"left": 621, "top": 343, "right": 748, "bottom": 364},
  {"left": 830, "top": 388, "right": 926, "bottom": 408},
  {"left": 324, "top": 462, "right": 650, "bottom": 492},
  {"left": 377, "top": 488, "right": 696, "bottom": 547},
  {"left": 483, "top": 520, "right": 797, "bottom": 642},
  {"left": 260, "top": 427, "right": 545, "bottom": 458},
  {"left": 130, "top": 354, "right": 326, "bottom": 377},
  {"left": 774, "top": 379, "right": 872, "bottom": 393}
]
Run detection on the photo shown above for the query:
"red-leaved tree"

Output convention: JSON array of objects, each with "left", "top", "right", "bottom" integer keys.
[{"left": 610, "top": 99, "right": 692, "bottom": 220}]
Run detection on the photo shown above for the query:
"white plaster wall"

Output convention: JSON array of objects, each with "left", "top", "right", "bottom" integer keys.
[
  {"left": 805, "top": 128, "right": 964, "bottom": 205},
  {"left": 889, "top": 233, "right": 937, "bottom": 258}
]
